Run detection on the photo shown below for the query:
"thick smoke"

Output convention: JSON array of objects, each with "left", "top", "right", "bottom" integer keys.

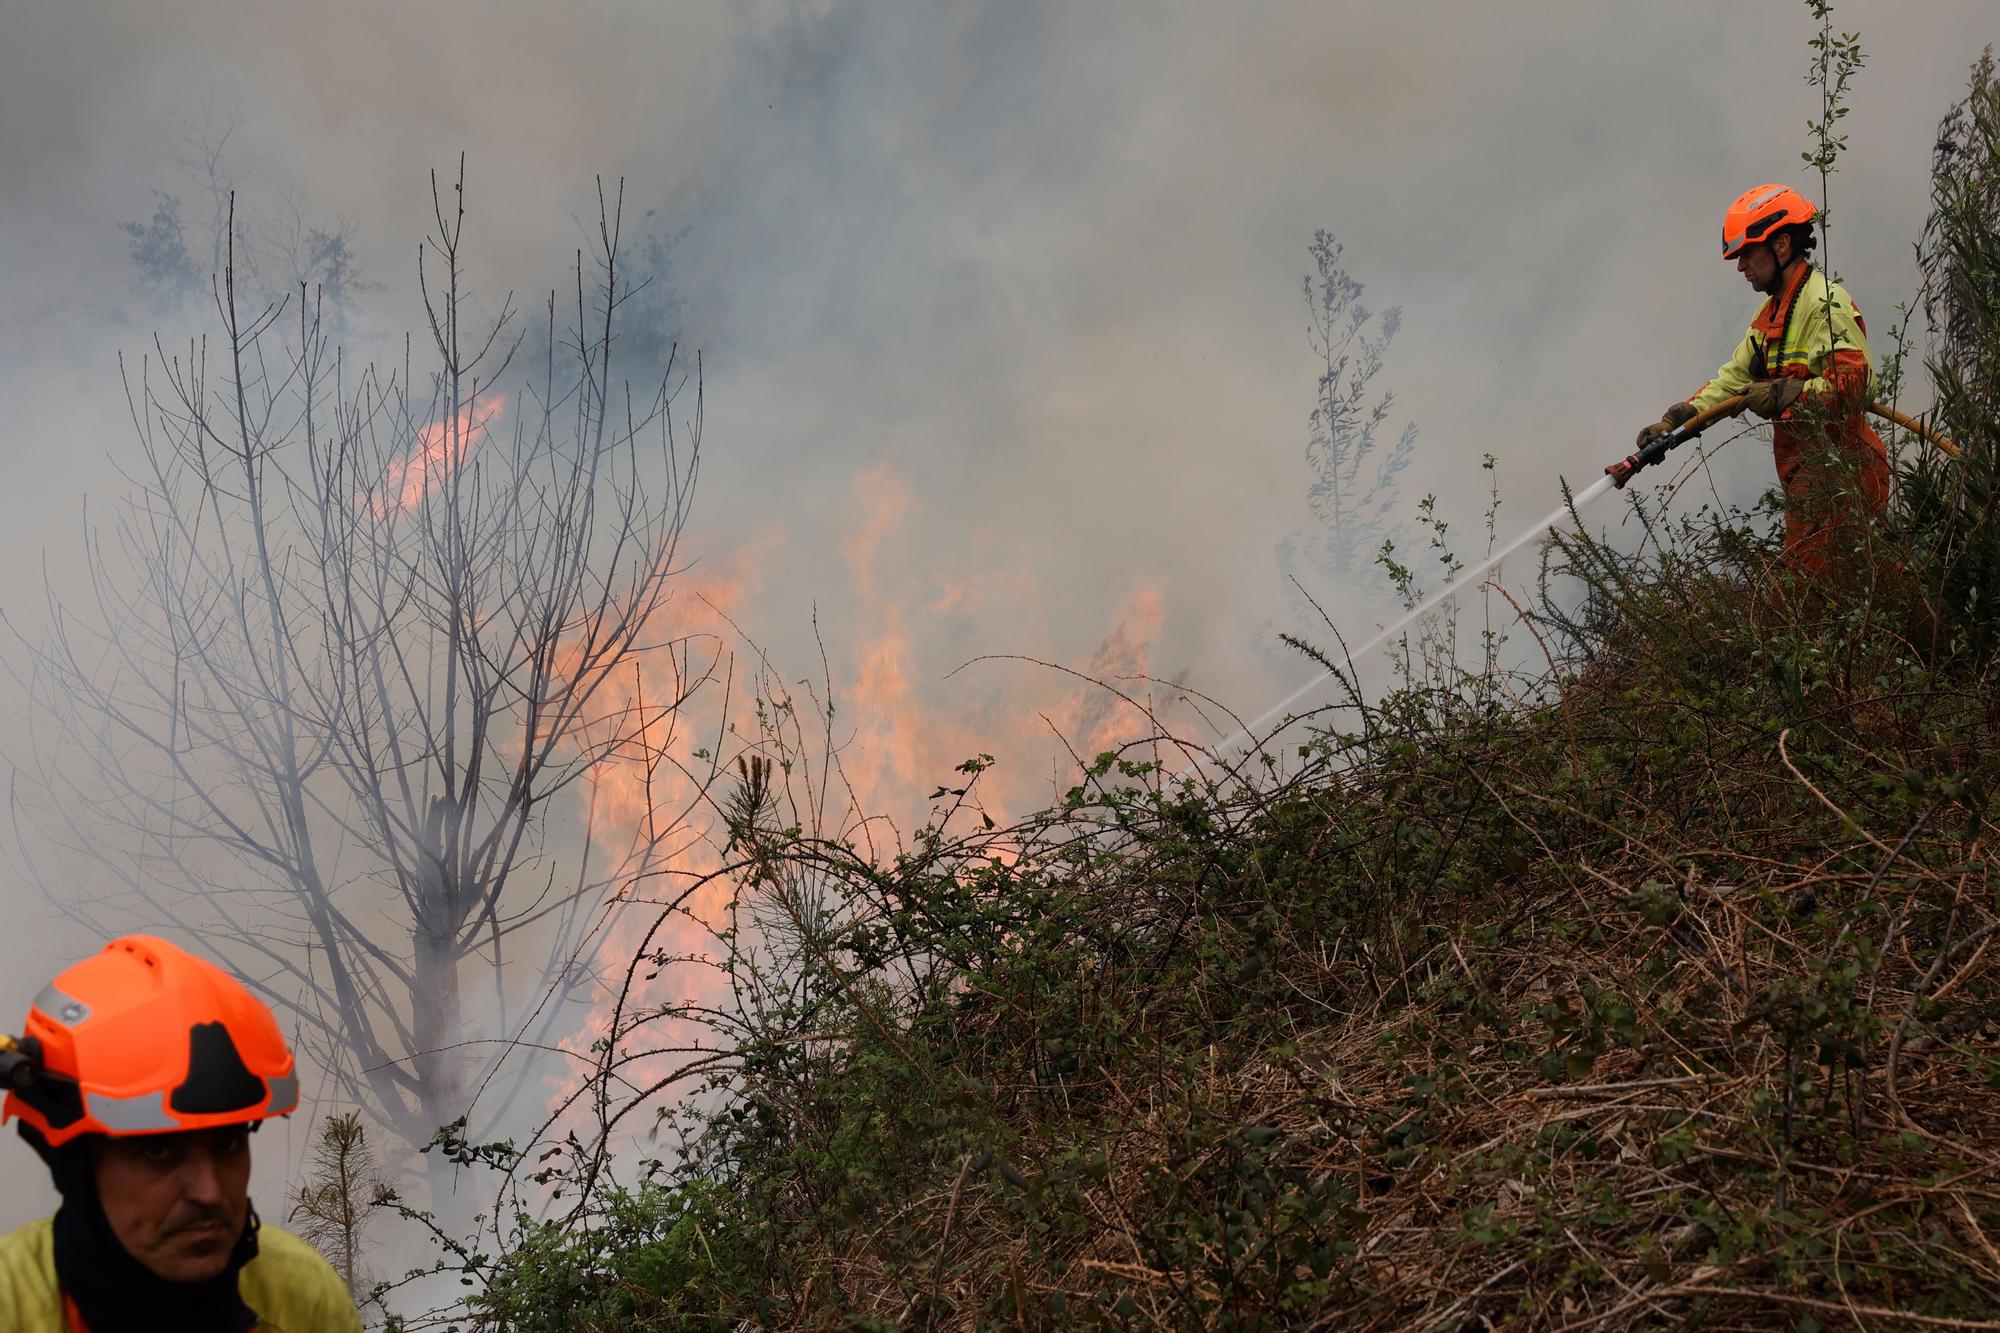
[{"left": 0, "top": 0, "right": 1991, "bottom": 1246}]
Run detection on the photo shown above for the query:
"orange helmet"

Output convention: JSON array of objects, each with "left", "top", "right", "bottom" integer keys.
[
  {"left": 3, "top": 935, "right": 297, "bottom": 1148},
  {"left": 1721, "top": 184, "right": 1817, "bottom": 259}
]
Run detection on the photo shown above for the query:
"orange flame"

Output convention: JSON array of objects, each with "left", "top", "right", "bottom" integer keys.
[
  {"left": 534, "top": 528, "right": 786, "bottom": 1131},
  {"left": 543, "top": 458, "right": 1179, "bottom": 1149},
  {"left": 383, "top": 394, "right": 506, "bottom": 513},
  {"left": 800, "top": 457, "right": 1175, "bottom": 840}
]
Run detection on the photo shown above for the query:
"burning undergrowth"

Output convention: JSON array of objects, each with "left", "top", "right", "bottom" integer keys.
[
  {"left": 438, "top": 482, "right": 2000, "bottom": 1329},
  {"left": 472, "top": 456, "right": 1195, "bottom": 1223}
]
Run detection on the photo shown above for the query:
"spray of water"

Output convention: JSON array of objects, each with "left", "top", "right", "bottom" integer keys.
[{"left": 1207, "top": 472, "right": 1619, "bottom": 764}]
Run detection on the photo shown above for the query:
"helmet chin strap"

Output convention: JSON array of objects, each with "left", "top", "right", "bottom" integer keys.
[{"left": 1769, "top": 239, "right": 1807, "bottom": 294}]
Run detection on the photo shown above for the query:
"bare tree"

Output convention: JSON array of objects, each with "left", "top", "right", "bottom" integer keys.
[
  {"left": 290, "top": 1110, "right": 391, "bottom": 1301},
  {"left": 1275, "top": 230, "right": 1418, "bottom": 610},
  {"left": 13, "top": 162, "right": 715, "bottom": 1219}
]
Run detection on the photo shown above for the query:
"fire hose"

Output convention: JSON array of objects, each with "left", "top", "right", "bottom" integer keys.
[{"left": 1606, "top": 396, "right": 1963, "bottom": 489}]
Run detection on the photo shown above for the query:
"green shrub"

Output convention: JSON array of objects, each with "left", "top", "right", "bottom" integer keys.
[
  {"left": 1902, "top": 49, "right": 2000, "bottom": 658},
  {"left": 468, "top": 1182, "right": 758, "bottom": 1331}
]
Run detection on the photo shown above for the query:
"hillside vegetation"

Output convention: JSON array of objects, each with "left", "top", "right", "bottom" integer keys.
[{"left": 444, "top": 51, "right": 2000, "bottom": 1333}]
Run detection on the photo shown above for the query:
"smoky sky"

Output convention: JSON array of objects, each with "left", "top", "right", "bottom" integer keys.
[{"left": 1, "top": 0, "right": 1993, "bottom": 1230}]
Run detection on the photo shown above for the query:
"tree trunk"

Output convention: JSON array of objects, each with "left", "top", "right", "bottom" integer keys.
[{"left": 412, "top": 925, "right": 469, "bottom": 1230}]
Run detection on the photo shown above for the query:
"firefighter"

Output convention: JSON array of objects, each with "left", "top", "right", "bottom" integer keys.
[
  {"left": 0, "top": 935, "right": 359, "bottom": 1332},
  {"left": 1637, "top": 183, "right": 1890, "bottom": 573}
]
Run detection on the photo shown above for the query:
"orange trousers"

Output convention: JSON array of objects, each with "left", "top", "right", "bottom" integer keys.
[{"left": 1774, "top": 421, "right": 1890, "bottom": 576}]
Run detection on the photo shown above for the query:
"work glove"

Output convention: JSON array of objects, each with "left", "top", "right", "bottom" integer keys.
[
  {"left": 1634, "top": 400, "right": 1700, "bottom": 450},
  {"left": 1742, "top": 377, "right": 1805, "bottom": 421}
]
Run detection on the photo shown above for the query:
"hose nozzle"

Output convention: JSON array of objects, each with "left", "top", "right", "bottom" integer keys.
[{"left": 1604, "top": 396, "right": 1752, "bottom": 492}]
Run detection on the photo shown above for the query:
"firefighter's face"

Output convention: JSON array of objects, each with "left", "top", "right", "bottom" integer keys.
[
  {"left": 1736, "top": 236, "right": 1793, "bottom": 295},
  {"left": 92, "top": 1125, "right": 253, "bottom": 1282}
]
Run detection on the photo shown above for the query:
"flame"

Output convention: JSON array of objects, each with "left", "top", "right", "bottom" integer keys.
[
  {"left": 586, "top": 525, "right": 786, "bottom": 918},
  {"left": 382, "top": 394, "right": 506, "bottom": 513},
  {"left": 825, "top": 458, "right": 1174, "bottom": 834},
  {"left": 531, "top": 526, "right": 787, "bottom": 1137},
  {"left": 570, "top": 457, "right": 1172, "bottom": 897},
  {"left": 1050, "top": 584, "right": 1166, "bottom": 763},
  {"left": 541, "top": 458, "right": 1180, "bottom": 1154},
  {"left": 838, "top": 459, "right": 947, "bottom": 817}
]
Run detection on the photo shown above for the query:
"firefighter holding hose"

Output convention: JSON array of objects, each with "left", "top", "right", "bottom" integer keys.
[
  {"left": 1633, "top": 184, "right": 1890, "bottom": 574},
  {"left": 0, "top": 935, "right": 359, "bottom": 1331}
]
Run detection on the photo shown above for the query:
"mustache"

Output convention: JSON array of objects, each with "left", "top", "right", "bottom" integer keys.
[{"left": 161, "top": 1204, "right": 238, "bottom": 1238}]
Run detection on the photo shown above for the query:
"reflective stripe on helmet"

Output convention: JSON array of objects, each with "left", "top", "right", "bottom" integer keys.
[
  {"left": 89, "top": 1089, "right": 181, "bottom": 1134},
  {"left": 33, "top": 984, "right": 90, "bottom": 1028},
  {"left": 265, "top": 1072, "right": 300, "bottom": 1116}
]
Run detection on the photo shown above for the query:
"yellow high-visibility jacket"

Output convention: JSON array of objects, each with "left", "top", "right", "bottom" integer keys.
[
  {"left": 1683, "top": 261, "right": 1887, "bottom": 497},
  {"left": 0, "top": 1217, "right": 361, "bottom": 1333},
  {"left": 1683, "top": 260, "right": 1889, "bottom": 572},
  {"left": 1688, "top": 264, "right": 1877, "bottom": 406}
]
